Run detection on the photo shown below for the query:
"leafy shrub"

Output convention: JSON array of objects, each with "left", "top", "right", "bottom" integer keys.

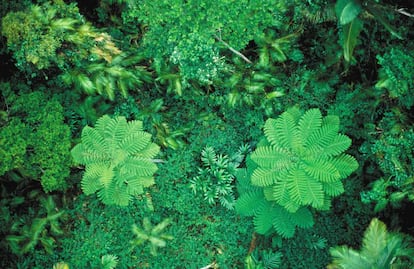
[
  {"left": 71, "top": 115, "right": 160, "bottom": 206},
  {"left": 0, "top": 86, "right": 72, "bottom": 192},
  {"left": 190, "top": 145, "right": 250, "bottom": 210},
  {"left": 236, "top": 107, "right": 358, "bottom": 237}
]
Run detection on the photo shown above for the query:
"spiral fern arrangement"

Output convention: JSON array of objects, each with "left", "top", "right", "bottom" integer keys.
[
  {"left": 236, "top": 107, "right": 358, "bottom": 237},
  {"left": 71, "top": 115, "right": 160, "bottom": 206}
]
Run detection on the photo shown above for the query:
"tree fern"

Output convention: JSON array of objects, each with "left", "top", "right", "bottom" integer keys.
[
  {"left": 251, "top": 107, "right": 358, "bottom": 211},
  {"left": 236, "top": 107, "right": 357, "bottom": 237},
  {"left": 71, "top": 115, "right": 160, "bottom": 206}
]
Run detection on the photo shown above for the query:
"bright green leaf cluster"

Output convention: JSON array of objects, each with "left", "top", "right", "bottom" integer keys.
[
  {"left": 71, "top": 115, "right": 160, "bottom": 206},
  {"left": 236, "top": 107, "right": 358, "bottom": 237}
]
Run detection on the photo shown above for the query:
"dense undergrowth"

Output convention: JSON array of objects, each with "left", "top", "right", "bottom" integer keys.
[{"left": 1, "top": 0, "right": 414, "bottom": 268}]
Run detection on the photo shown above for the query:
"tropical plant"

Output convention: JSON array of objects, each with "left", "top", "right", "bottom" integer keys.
[
  {"left": 335, "top": 0, "right": 403, "bottom": 63},
  {"left": 6, "top": 196, "right": 65, "bottom": 255},
  {"left": 130, "top": 217, "right": 173, "bottom": 256},
  {"left": 327, "top": 218, "right": 414, "bottom": 269},
  {"left": 71, "top": 115, "right": 160, "bottom": 206},
  {"left": 190, "top": 145, "right": 250, "bottom": 210},
  {"left": 236, "top": 107, "right": 358, "bottom": 237}
]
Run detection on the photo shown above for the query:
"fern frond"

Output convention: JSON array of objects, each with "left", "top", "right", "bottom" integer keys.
[
  {"left": 254, "top": 202, "right": 277, "bottom": 234},
  {"left": 82, "top": 126, "right": 108, "bottom": 154},
  {"left": 235, "top": 190, "right": 266, "bottom": 216},
  {"left": 322, "top": 181, "right": 345, "bottom": 197},
  {"left": 322, "top": 134, "right": 352, "bottom": 157},
  {"left": 287, "top": 168, "right": 324, "bottom": 208},
  {"left": 289, "top": 207, "right": 314, "bottom": 229},
  {"left": 251, "top": 146, "right": 293, "bottom": 170},
  {"left": 251, "top": 168, "right": 280, "bottom": 187},
  {"left": 298, "top": 108, "right": 322, "bottom": 145},
  {"left": 361, "top": 218, "right": 388, "bottom": 259},
  {"left": 118, "top": 131, "right": 151, "bottom": 155},
  {"left": 331, "top": 154, "right": 359, "bottom": 178},
  {"left": 133, "top": 143, "right": 160, "bottom": 159},
  {"left": 305, "top": 123, "right": 338, "bottom": 155},
  {"left": 302, "top": 157, "right": 341, "bottom": 182},
  {"left": 270, "top": 204, "right": 296, "bottom": 238},
  {"left": 264, "top": 112, "right": 298, "bottom": 149}
]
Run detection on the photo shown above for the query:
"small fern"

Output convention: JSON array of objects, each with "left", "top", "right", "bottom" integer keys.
[
  {"left": 236, "top": 107, "right": 358, "bottom": 237},
  {"left": 71, "top": 115, "right": 160, "bottom": 206}
]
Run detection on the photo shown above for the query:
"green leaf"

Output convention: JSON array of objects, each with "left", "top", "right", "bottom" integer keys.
[
  {"left": 336, "top": 0, "right": 362, "bottom": 25},
  {"left": 341, "top": 18, "right": 363, "bottom": 62}
]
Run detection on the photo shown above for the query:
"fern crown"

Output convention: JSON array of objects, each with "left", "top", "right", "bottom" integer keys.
[
  {"left": 236, "top": 107, "right": 358, "bottom": 237},
  {"left": 251, "top": 107, "right": 358, "bottom": 212},
  {"left": 71, "top": 115, "right": 160, "bottom": 206}
]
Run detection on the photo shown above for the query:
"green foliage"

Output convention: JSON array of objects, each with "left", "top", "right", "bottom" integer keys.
[
  {"left": 245, "top": 249, "right": 283, "bottom": 269},
  {"left": 0, "top": 86, "right": 72, "bottom": 192},
  {"left": 328, "top": 218, "right": 414, "bottom": 269},
  {"left": 6, "top": 196, "right": 65, "bottom": 255},
  {"left": 71, "top": 115, "right": 160, "bottom": 206},
  {"left": 101, "top": 254, "right": 119, "bottom": 269},
  {"left": 1, "top": 1, "right": 82, "bottom": 71},
  {"left": 1, "top": 1, "right": 145, "bottom": 100},
  {"left": 190, "top": 145, "right": 250, "bottom": 210},
  {"left": 360, "top": 111, "right": 414, "bottom": 211},
  {"left": 236, "top": 107, "right": 358, "bottom": 237},
  {"left": 123, "top": 0, "right": 288, "bottom": 84},
  {"left": 375, "top": 46, "right": 414, "bottom": 108},
  {"left": 335, "top": 0, "right": 403, "bottom": 63},
  {"left": 130, "top": 217, "right": 173, "bottom": 256}
]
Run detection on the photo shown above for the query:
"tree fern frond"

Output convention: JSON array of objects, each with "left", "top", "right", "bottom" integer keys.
[
  {"left": 287, "top": 168, "right": 324, "bottom": 208},
  {"left": 305, "top": 123, "right": 338, "bottom": 155},
  {"left": 331, "top": 154, "right": 359, "bottom": 178},
  {"left": 118, "top": 131, "right": 151, "bottom": 155},
  {"left": 121, "top": 156, "right": 158, "bottom": 176},
  {"left": 270, "top": 204, "right": 296, "bottom": 238},
  {"left": 133, "top": 143, "right": 160, "bottom": 159},
  {"left": 264, "top": 112, "right": 297, "bottom": 149},
  {"left": 251, "top": 146, "right": 293, "bottom": 170},
  {"left": 298, "top": 108, "right": 322, "bottom": 145},
  {"left": 322, "top": 180, "right": 345, "bottom": 197},
  {"left": 321, "top": 134, "right": 352, "bottom": 157},
  {"left": 82, "top": 126, "right": 108, "bottom": 154},
  {"left": 82, "top": 164, "right": 105, "bottom": 194},
  {"left": 302, "top": 157, "right": 341, "bottom": 182},
  {"left": 251, "top": 167, "right": 280, "bottom": 187},
  {"left": 254, "top": 202, "right": 277, "bottom": 234},
  {"left": 126, "top": 119, "right": 143, "bottom": 133},
  {"left": 235, "top": 190, "right": 266, "bottom": 216},
  {"left": 290, "top": 207, "right": 314, "bottom": 229}
]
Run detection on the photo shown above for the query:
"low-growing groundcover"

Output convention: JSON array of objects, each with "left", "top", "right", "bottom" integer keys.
[{"left": 1, "top": 0, "right": 414, "bottom": 268}]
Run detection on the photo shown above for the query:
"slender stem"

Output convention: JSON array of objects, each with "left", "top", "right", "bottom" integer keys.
[{"left": 214, "top": 34, "right": 252, "bottom": 64}]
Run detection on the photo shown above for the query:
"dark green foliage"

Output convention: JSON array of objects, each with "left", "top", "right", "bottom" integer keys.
[
  {"left": 190, "top": 145, "right": 250, "bottom": 210},
  {"left": 360, "top": 111, "right": 414, "bottom": 211},
  {"left": 0, "top": 85, "right": 72, "bottom": 192},
  {"left": 375, "top": 46, "right": 414, "bottom": 108},
  {"left": 71, "top": 115, "right": 160, "bottom": 206},
  {"left": 6, "top": 196, "right": 65, "bottom": 255},
  {"left": 245, "top": 249, "right": 283, "bottom": 269},
  {"left": 122, "top": 0, "right": 288, "bottom": 83},
  {"left": 328, "top": 218, "right": 414, "bottom": 269}
]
